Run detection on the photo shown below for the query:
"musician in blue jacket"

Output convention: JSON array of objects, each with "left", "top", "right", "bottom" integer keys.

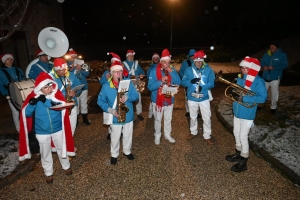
[
  {"left": 49, "top": 58, "right": 82, "bottom": 136},
  {"left": 97, "top": 61, "right": 139, "bottom": 165},
  {"left": 181, "top": 50, "right": 215, "bottom": 145},
  {"left": 123, "top": 50, "right": 145, "bottom": 121},
  {"left": 148, "top": 49, "right": 181, "bottom": 145},
  {"left": 66, "top": 48, "right": 91, "bottom": 125},
  {"left": 225, "top": 57, "right": 267, "bottom": 172},
  {"left": 28, "top": 49, "right": 52, "bottom": 80},
  {"left": 0, "top": 54, "right": 25, "bottom": 132},
  {"left": 260, "top": 40, "right": 288, "bottom": 114}
]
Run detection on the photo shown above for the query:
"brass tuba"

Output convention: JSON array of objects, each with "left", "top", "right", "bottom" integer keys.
[
  {"left": 215, "top": 71, "right": 256, "bottom": 108},
  {"left": 117, "top": 78, "right": 129, "bottom": 123}
]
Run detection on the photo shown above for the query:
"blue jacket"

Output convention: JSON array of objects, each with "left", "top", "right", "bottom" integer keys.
[
  {"left": 28, "top": 60, "right": 52, "bottom": 80},
  {"left": 97, "top": 77, "right": 139, "bottom": 124},
  {"left": 122, "top": 60, "right": 145, "bottom": 77},
  {"left": 233, "top": 75, "right": 267, "bottom": 120},
  {"left": 147, "top": 63, "right": 158, "bottom": 79},
  {"left": 68, "top": 61, "right": 89, "bottom": 91},
  {"left": 260, "top": 48, "right": 288, "bottom": 81},
  {"left": 25, "top": 99, "right": 62, "bottom": 134},
  {"left": 181, "top": 63, "right": 215, "bottom": 102},
  {"left": 179, "top": 58, "right": 194, "bottom": 79},
  {"left": 148, "top": 65, "right": 181, "bottom": 104},
  {"left": 99, "top": 70, "right": 110, "bottom": 86},
  {"left": 0, "top": 66, "right": 25, "bottom": 96},
  {"left": 49, "top": 69, "right": 82, "bottom": 105}
]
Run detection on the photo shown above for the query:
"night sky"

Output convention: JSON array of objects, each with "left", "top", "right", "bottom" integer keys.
[{"left": 61, "top": 0, "right": 299, "bottom": 61}]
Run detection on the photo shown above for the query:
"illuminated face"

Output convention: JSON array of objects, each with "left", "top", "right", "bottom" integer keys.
[
  {"left": 55, "top": 68, "right": 67, "bottom": 77},
  {"left": 39, "top": 55, "right": 49, "bottom": 62},
  {"left": 70, "top": 55, "right": 77, "bottom": 62},
  {"left": 111, "top": 70, "right": 123, "bottom": 80},
  {"left": 194, "top": 61, "right": 203, "bottom": 68},
  {"left": 240, "top": 66, "right": 249, "bottom": 75},
  {"left": 152, "top": 56, "right": 160, "bottom": 64},
  {"left": 4, "top": 57, "right": 13, "bottom": 67},
  {"left": 127, "top": 54, "right": 134, "bottom": 61},
  {"left": 40, "top": 83, "right": 54, "bottom": 95},
  {"left": 270, "top": 44, "right": 278, "bottom": 54},
  {"left": 160, "top": 59, "right": 170, "bottom": 69}
]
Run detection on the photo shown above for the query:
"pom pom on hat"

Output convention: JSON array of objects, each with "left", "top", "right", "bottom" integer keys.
[
  {"left": 33, "top": 72, "right": 56, "bottom": 93},
  {"left": 188, "top": 49, "right": 196, "bottom": 57},
  {"left": 126, "top": 50, "right": 135, "bottom": 57},
  {"left": 108, "top": 52, "right": 121, "bottom": 62},
  {"left": 53, "top": 58, "right": 68, "bottom": 71},
  {"left": 36, "top": 49, "right": 46, "bottom": 57},
  {"left": 193, "top": 50, "right": 207, "bottom": 61},
  {"left": 0, "top": 54, "right": 14, "bottom": 63},
  {"left": 152, "top": 53, "right": 160, "bottom": 60},
  {"left": 110, "top": 61, "right": 124, "bottom": 72},
  {"left": 239, "top": 56, "right": 261, "bottom": 90},
  {"left": 68, "top": 48, "right": 77, "bottom": 57},
  {"left": 160, "top": 49, "right": 171, "bottom": 61}
]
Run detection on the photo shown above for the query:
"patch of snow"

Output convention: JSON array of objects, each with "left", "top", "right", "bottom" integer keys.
[{"left": 0, "top": 140, "right": 19, "bottom": 178}]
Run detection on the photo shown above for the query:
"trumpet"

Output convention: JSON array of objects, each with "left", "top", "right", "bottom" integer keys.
[
  {"left": 81, "top": 63, "right": 90, "bottom": 71},
  {"left": 215, "top": 71, "right": 256, "bottom": 108}
]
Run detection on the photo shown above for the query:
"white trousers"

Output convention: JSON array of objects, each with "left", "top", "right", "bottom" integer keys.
[
  {"left": 233, "top": 116, "right": 253, "bottom": 158},
  {"left": 184, "top": 88, "right": 189, "bottom": 113},
  {"left": 110, "top": 121, "right": 133, "bottom": 158},
  {"left": 8, "top": 99, "right": 20, "bottom": 132},
  {"left": 136, "top": 92, "right": 142, "bottom": 115},
  {"left": 188, "top": 100, "right": 212, "bottom": 139},
  {"left": 77, "top": 90, "right": 88, "bottom": 114},
  {"left": 265, "top": 80, "right": 280, "bottom": 109},
  {"left": 148, "top": 101, "right": 153, "bottom": 118},
  {"left": 36, "top": 130, "right": 70, "bottom": 176},
  {"left": 152, "top": 103, "right": 174, "bottom": 138},
  {"left": 70, "top": 105, "right": 78, "bottom": 136}
]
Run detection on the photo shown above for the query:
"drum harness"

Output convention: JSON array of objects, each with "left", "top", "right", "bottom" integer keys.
[{"left": 1, "top": 66, "right": 23, "bottom": 91}]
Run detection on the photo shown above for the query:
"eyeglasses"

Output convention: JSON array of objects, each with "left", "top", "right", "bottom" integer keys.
[{"left": 41, "top": 83, "right": 53, "bottom": 90}]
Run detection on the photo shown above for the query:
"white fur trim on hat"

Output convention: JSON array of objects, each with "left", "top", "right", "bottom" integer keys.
[
  {"left": 111, "top": 57, "right": 121, "bottom": 62},
  {"left": 194, "top": 58, "right": 204, "bottom": 61},
  {"left": 126, "top": 52, "right": 135, "bottom": 57},
  {"left": 110, "top": 65, "right": 123, "bottom": 72},
  {"left": 160, "top": 56, "right": 171, "bottom": 61},
  {"left": 152, "top": 54, "right": 160, "bottom": 60},
  {"left": 37, "top": 51, "right": 45, "bottom": 56},
  {"left": 34, "top": 79, "right": 55, "bottom": 93},
  {"left": 1, "top": 54, "right": 13, "bottom": 63},
  {"left": 53, "top": 63, "right": 68, "bottom": 70}
]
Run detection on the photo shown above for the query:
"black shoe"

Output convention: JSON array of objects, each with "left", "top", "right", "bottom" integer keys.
[
  {"left": 111, "top": 157, "right": 117, "bottom": 165},
  {"left": 185, "top": 112, "right": 190, "bottom": 117},
  {"left": 225, "top": 149, "right": 242, "bottom": 162},
  {"left": 82, "top": 114, "right": 91, "bottom": 125},
  {"left": 123, "top": 153, "right": 135, "bottom": 160},
  {"left": 137, "top": 115, "right": 144, "bottom": 121},
  {"left": 107, "top": 134, "right": 111, "bottom": 140},
  {"left": 231, "top": 157, "right": 248, "bottom": 172},
  {"left": 270, "top": 109, "right": 276, "bottom": 115}
]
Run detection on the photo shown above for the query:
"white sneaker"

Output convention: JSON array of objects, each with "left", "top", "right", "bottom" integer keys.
[
  {"left": 165, "top": 135, "right": 175, "bottom": 143},
  {"left": 154, "top": 136, "right": 160, "bottom": 145}
]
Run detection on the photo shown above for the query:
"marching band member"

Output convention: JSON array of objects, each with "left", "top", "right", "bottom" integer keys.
[
  {"left": 0, "top": 54, "right": 25, "bottom": 132},
  {"left": 147, "top": 53, "right": 160, "bottom": 118},
  {"left": 97, "top": 61, "right": 138, "bottom": 165},
  {"left": 225, "top": 57, "right": 267, "bottom": 172},
  {"left": 123, "top": 49, "right": 145, "bottom": 121},
  {"left": 28, "top": 49, "right": 53, "bottom": 80},
  {"left": 148, "top": 49, "right": 181, "bottom": 145},
  {"left": 19, "top": 72, "right": 75, "bottom": 184},
  {"left": 179, "top": 49, "right": 196, "bottom": 117},
  {"left": 67, "top": 48, "right": 91, "bottom": 125},
  {"left": 49, "top": 58, "right": 82, "bottom": 136},
  {"left": 181, "top": 50, "right": 215, "bottom": 145}
]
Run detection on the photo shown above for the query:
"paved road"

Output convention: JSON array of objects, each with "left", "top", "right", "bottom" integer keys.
[{"left": 0, "top": 74, "right": 300, "bottom": 199}]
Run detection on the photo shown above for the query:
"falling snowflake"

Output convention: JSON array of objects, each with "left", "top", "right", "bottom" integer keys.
[
  {"left": 210, "top": 46, "right": 214, "bottom": 50},
  {"left": 214, "top": 6, "right": 218, "bottom": 11},
  {"left": 123, "top": 36, "right": 126, "bottom": 40}
]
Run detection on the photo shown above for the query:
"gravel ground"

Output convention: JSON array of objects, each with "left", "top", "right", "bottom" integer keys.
[{"left": 0, "top": 84, "right": 300, "bottom": 199}]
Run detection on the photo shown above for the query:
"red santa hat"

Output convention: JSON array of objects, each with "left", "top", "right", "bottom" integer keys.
[
  {"left": 193, "top": 50, "right": 207, "bottom": 61},
  {"left": 110, "top": 61, "right": 124, "bottom": 72},
  {"left": 36, "top": 49, "right": 46, "bottom": 57},
  {"left": 19, "top": 72, "right": 75, "bottom": 161},
  {"left": 107, "top": 52, "right": 121, "bottom": 62},
  {"left": 126, "top": 50, "right": 135, "bottom": 57},
  {"left": 152, "top": 53, "right": 160, "bottom": 60},
  {"left": 68, "top": 48, "right": 77, "bottom": 57},
  {"left": 1, "top": 54, "right": 14, "bottom": 63},
  {"left": 53, "top": 58, "right": 68, "bottom": 70},
  {"left": 160, "top": 49, "right": 171, "bottom": 61},
  {"left": 239, "top": 56, "right": 261, "bottom": 90}
]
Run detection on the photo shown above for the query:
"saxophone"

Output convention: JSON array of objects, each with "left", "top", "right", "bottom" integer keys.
[
  {"left": 65, "top": 77, "right": 75, "bottom": 115},
  {"left": 117, "top": 78, "right": 129, "bottom": 123}
]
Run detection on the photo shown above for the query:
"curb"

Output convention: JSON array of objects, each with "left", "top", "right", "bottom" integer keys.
[
  {"left": 215, "top": 103, "right": 300, "bottom": 186},
  {"left": 0, "top": 154, "right": 40, "bottom": 190}
]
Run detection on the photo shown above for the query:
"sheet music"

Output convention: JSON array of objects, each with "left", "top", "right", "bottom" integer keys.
[
  {"left": 71, "top": 84, "right": 85, "bottom": 92},
  {"left": 74, "top": 59, "right": 84, "bottom": 66},
  {"left": 118, "top": 80, "right": 130, "bottom": 92}
]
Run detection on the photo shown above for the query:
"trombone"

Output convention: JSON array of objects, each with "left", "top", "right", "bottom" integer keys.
[{"left": 215, "top": 71, "right": 256, "bottom": 108}]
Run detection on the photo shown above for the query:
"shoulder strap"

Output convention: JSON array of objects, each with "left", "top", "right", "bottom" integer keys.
[
  {"left": 1, "top": 68, "right": 13, "bottom": 85},
  {"left": 187, "top": 59, "right": 192, "bottom": 67}
]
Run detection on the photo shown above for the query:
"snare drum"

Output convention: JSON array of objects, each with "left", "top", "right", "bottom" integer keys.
[{"left": 9, "top": 79, "right": 35, "bottom": 110}]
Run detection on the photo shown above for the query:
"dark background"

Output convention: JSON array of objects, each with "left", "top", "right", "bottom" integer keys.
[{"left": 62, "top": 0, "right": 300, "bottom": 61}]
